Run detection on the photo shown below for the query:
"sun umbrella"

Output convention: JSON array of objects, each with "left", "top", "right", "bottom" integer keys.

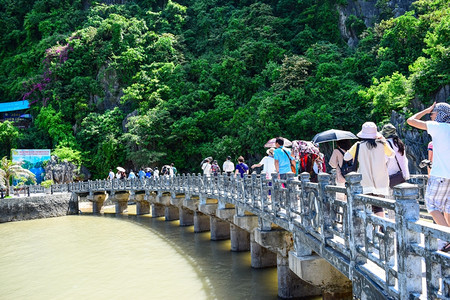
[
  {"left": 264, "top": 137, "right": 292, "bottom": 148},
  {"left": 116, "top": 167, "right": 125, "bottom": 172},
  {"left": 292, "top": 140, "right": 320, "bottom": 159},
  {"left": 312, "top": 129, "right": 357, "bottom": 144}
]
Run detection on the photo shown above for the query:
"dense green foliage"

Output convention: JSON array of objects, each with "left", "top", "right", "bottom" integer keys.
[{"left": 0, "top": 0, "right": 448, "bottom": 177}]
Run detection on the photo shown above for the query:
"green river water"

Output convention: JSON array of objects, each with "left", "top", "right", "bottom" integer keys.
[{"left": 0, "top": 206, "right": 280, "bottom": 299}]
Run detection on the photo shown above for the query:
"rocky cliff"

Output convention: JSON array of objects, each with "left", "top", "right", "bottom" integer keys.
[
  {"left": 339, "top": 0, "right": 416, "bottom": 47},
  {"left": 44, "top": 156, "right": 91, "bottom": 183},
  {"left": 0, "top": 193, "right": 78, "bottom": 223}
]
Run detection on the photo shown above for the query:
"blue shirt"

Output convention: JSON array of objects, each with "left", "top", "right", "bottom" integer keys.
[
  {"left": 274, "top": 147, "right": 294, "bottom": 174},
  {"left": 236, "top": 163, "right": 249, "bottom": 178},
  {"left": 138, "top": 170, "right": 146, "bottom": 179}
]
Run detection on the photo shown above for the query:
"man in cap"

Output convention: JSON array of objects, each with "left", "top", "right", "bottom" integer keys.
[
  {"left": 407, "top": 102, "right": 450, "bottom": 252},
  {"left": 223, "top": 156, "right": 234, "bottom": 176}
]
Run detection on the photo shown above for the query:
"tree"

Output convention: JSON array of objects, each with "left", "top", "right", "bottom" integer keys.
[
  {"left": 0, "top": 121, "right": 19, "bottom": 158},
  {"left": 0, "top": 156, "right": 36, "bottom": 197}
]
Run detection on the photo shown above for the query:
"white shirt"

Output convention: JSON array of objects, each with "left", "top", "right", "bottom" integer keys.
[
  {"left": 427, "top": 121, "right": 450, "bottom": 179},
  {"left": 259, "top": 156, "right": 275, "bottom": 179},
  {"left": 223, "top": 160, "right": 234, "bottom": 173},
  {"left": 154, "top": 170, "right": 159, "bottom": 178},
  {"left": 202, "top": 162, "right": 212, "bottom": 175},
  {"left": 108, "top": 171, "right": 115, "bottom": 180},
  {"left": 386, "top": 138, "right": 410, "bottom": 180}
]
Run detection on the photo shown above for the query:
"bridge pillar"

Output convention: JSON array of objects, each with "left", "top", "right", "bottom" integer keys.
[
  {"left": 183, "top": 194, "right": 199, "bottom": 211},
  {"left": 277, "top": 254, "right": 321, "bottom": 298},
  {"left": 179, "top": 207, "right": 194, "bottom": 226},
  {"left": 210, "top": 217, "right": 230, "bottom": 240},
  {"left": 135, "top": 193, "right": 150, "bottom": 215},
  {"left": 165, "top": 206, "right": 179, "bottom": 221},
  {"left": 151, "top": 204, "right": 165, "bottom": 218},
  {"left": 254, "top": 227, "right": 321, "bottom": 298},
  {"left": 158, "top": 192, "right": 171, "bottom": 206},
  {"left": 194, "top": 211, "right": 210, "bottom": 232},
  {"left": 232, "top": 212, "right": 258, "bottom": 252},
  {"left": 250, "top": 233, "right": 277, "bottom": 268},
  {"left": 289, "top": 233, "right": 352, "bottom": 297},
  {"left": 230, "top": 224, "right": 250, "bottom": 251},
  {"left": 91, "top": 192, "right": 107, "bottom": 214},
  {"left": 112, "top": 192, "right": 129, "bottom": 214}
]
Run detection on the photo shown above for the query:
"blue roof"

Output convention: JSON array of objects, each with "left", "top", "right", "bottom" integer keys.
[{"left": 0, "top": 100, "right": 30, "bottom": 113}]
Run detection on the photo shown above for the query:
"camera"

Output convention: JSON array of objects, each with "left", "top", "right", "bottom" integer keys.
[{"left": 419, "top": 159, "right": 432, "bottom": 169}]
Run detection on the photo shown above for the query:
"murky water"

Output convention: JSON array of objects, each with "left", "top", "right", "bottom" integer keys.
[{"left": 0, "top": 206, "right": 279, "bottom": 299}]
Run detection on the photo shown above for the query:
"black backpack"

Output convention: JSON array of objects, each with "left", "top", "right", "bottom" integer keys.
[{"left": 337, "top": 143, "right": 359, "bottom": 176}]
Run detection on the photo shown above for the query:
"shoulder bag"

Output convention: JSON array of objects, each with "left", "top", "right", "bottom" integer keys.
[
  {"left": 387, "top": 141, "right": 406, "bottom": 188},
  {"left": 282, "top": 149, "right": 296, "bottom": 174}
]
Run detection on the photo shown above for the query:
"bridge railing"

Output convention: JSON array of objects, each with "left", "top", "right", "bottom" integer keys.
[{"left": 47, "top": 172, "right": 448, "bottom": 299}]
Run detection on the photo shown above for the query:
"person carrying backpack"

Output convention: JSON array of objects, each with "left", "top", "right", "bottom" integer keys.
[
  {"left": 211, "top": 160, "right": 221, "bottom": 176},
  {"left": 329, "top": 139, "right": 353, "bottom": 185},
  {"left": 235, "top": 156, "right": 249, "bottom": 178}
]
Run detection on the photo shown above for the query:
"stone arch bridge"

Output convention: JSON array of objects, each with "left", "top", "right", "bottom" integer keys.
[{"left": 40, "top": 172, "right": 449, "bottom": 299}]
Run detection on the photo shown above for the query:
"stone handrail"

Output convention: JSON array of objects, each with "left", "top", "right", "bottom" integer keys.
[{"left": 46, "top": 173, "right": 450, "bottom": 298}]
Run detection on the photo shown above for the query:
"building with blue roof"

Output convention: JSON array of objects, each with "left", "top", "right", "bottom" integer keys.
[{"left": 0, "top": 100, "right": 31, "bottom": 128}]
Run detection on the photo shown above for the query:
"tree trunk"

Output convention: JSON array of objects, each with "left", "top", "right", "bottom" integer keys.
[{"left": 6, "top": 175, "right": 11, "bottom": 197}]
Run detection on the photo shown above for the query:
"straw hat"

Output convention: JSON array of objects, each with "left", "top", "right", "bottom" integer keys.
[
  {"left": 357, "top": 122, "right": 382, "bottom": 139},
  {"left": 266, "top": 148, "right": 275, "bottom": 156}
]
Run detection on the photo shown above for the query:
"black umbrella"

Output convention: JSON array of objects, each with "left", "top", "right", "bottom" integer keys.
[{"left": 312, "top": 129, "right": 358, "bottom": 144}]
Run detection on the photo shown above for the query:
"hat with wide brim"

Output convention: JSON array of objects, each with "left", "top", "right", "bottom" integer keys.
[
  {"left": 357, "top": 122, "right": 382, "bottom": 139},
  {"left": 266, "top": 148, "right": 275, "bottom": 156}
]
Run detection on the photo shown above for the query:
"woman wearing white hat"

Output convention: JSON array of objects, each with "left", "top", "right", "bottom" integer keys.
[
  {"left": 251, "top": 148, "right": 276, "bottom": 179},
  {"left": 344, "top": 122, "right": 395, "bottom": 217}
]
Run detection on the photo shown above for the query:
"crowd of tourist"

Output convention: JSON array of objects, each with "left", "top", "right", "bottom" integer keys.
[
  {"left": 105, "top": 102, "right": 449, "bottom": 252},
  {"left": 196, "top": 102, "right": 450, "bottom": 252},
  {"left": 108, "top": 163, "right": 177, "bottom": 181}
]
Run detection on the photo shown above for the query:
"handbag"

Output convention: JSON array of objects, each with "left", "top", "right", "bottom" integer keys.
[
  {"left": 387, "top": 141, "right": 405, "bottom": 188},
  {"left": 282, "top": 149, "right": 296, "bottom": 174}
]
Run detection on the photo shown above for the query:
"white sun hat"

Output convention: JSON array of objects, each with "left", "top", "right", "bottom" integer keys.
[{"left": 357, "top": 122, "right": 382, "bottom": 139}]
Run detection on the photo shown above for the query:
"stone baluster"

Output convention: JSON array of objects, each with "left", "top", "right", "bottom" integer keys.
[
  {"left": 285, "top": 173, "right": 295, "bottom": 222},
  {"left": 394, "top": 183, "right": 422, "bottom": 298},
  {"left": 271, "top": 173, "right": 279, "bottom": 214},
  {"left": 345, "top": 173, "right": 367, "bottom": 283},
  {"left": 318, "top": 173, "right": 333, "bottom": 242},
  {"left": 260, "top": 176, "right": 267, "bottom": 211},
  {"left": 299, "top": 172, "right": 310, "bottom": 228}
]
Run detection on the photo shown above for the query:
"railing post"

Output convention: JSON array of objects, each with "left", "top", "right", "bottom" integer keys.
[
  {"left": 271, "top": 173, "right": 279, "bottom": 214},
  {"left": 394, "top": 183, "right": 422, "bottom": 298},
  {"left": 299, "top": 172, "right": 310, "bottom": 229},
  {"left": 286, "top": 173, "right": 295, "bottom": 223},
  {"left": 318, "top": 173, "right": 333, "bottom": 241},
  {"left": 345, "top": 173, "right": 366, "bottom": 280}
]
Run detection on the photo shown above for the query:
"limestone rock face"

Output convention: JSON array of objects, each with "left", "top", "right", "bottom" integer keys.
[
  {"left": 338, "top": 0, "right": 415, "bottom": 47},
  {"left": 44, "top": 156, "right": 91, "bottom": 183},
  {"left": 94, "top": 65, "right": 123, "bottom": 111}
]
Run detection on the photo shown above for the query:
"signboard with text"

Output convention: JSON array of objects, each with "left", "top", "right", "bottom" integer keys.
[{"left": 11, "top": 149, "right": 51, "bottom": 184}]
